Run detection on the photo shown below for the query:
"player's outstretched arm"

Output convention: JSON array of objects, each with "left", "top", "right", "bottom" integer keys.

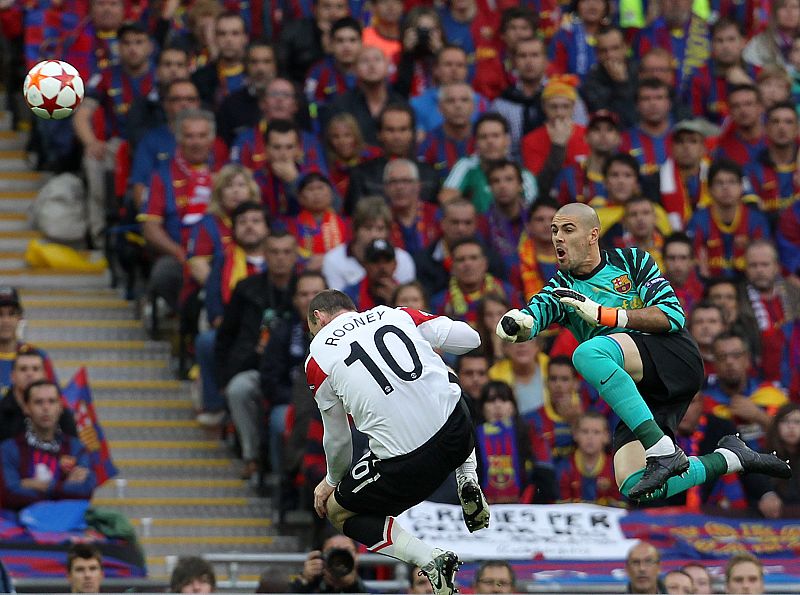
[
  {"left": 497, "top": 277, "right": 568, "bottom": 342},
  {"left": 320, "top": 400, "right": 353, "bottom": 488},
  {"left": 400, "top": 308, "right": 481, "bottom": 354}
]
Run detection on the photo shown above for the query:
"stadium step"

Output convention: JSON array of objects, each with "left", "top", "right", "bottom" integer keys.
[{"left": 0, "top": 106, "right": 301, "bottom": 580}]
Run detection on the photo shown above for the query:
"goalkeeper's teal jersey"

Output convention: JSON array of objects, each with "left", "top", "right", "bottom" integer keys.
[{"left": 522, "top": 247, "right": 686, "bottom": 343}]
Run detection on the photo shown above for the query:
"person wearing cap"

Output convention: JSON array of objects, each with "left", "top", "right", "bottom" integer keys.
[
  {"left": 322, "top": 197, "right": 417, "bottom": 291},
  {"left": 552, "top": 109, "right": 621, "bottom": 205},
  {"left": 582, "top": 26, "right": 638, "bottom": 129},
  {"left": 521, "top": 75, "right": 589, "bottom": 199},
  {"left": 0, "top": 288, "right": 57, "bottom": 391},
  {"left": 384, "top": 160, "right": 441, "bottom": 254},
  {"left": 430, "top": 238, "right": 520, "bottom": 325},
  {"left": 688, "top": 18, "right": 758, "bottom": 127},
  {"left": 286, "top": 172, "right": 350, "bottom": 271},
  {"left": 659, "top": 118, "right": 718, "bottom": 231},
  {"left": 745, "top": 101, "right": 800, "bottom": 225},
  {"left": 343, "top": 239, "right": 400, "bottom": 310}
]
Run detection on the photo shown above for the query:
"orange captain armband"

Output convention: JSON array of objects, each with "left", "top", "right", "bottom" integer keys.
[{"left": 598, "top": 306, "right": 620, "bottom": 327}]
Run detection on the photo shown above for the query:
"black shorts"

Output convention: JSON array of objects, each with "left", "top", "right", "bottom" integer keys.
[
  {"left": 335, "top": 399, "right": 475, "bottom": 517},
  {"left": 613, "top": 327, "right": 704, "bottom": 451}
]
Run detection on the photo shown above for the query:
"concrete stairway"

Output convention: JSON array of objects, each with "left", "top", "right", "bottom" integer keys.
[{"left": 0, "top": 108, "right": 299, "bottom": 583}]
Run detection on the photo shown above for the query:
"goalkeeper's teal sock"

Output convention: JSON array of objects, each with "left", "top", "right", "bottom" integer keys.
[
  {"left": 572, "top": 336, "right": 665, "bottom": 450},
  {"left": 619, "top": 453, "right": 727, "bottom": 501}
]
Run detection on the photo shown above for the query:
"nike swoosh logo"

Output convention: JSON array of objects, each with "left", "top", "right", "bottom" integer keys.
[{"left": 600, "top": 370, "right": 617, "bottom": 385}]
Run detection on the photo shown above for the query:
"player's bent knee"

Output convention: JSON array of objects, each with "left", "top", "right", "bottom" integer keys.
[
  {"left": 614, "top": 441, "right": 646, "bottom": 488},
  {"left": 571, "top": 337, "right": 623, "bottom": 376},
  {"left": 326, "top": 493, "right": 356, "bottom": 530}
]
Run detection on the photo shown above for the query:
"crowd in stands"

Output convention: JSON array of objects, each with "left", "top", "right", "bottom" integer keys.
[{"left": 3, "top": 0, "right": 800, "bottom": 584}]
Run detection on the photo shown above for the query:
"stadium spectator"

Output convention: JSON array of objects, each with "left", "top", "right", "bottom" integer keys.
[
  {"left": 476, "top": 381, "right": 557, "bottom": 504},
  {"left": 519, "top": 201, "right": 559, "bottom": 298},
  {"left": 324, "top": 113, "right": 382, "bottom": 199},
  {"left": 659, "top": 119, "right": 718, "bottom": 230},
  {"left": 305, "top": 17, "right": 362, "bottom": 108},
  {"left": 0, "top": 287, "right": 56, "bottom": 389},
  {"left": 391, "top": 281, "right": 429, "bottom": 311},
  {"left": 743, "top": 0, "right": 800, "bottom": 69},
  {"left": 66, "top": 543, "right": 104, "bottom": 594},
  {"left": 688, "top": 301, "right": 727, "bottom": 374},
  {"left": 73, "top": 21, "right": 155, "bottom": 248},
  {"left": 322, "top": 198, "right": 413, "bottom": 290},
  {"left": 582, "top": 27, "right": 637, "bottom": 128},
  {"left": 624, "top": 541, "right": 663, "bottom": 594},
  {"left": 216, "top": 41, "right": 278, "bottom": 147},
  {"left": 637, "top": 48, "right": 693, "bottom": 123},
  {"left": 603, "top": 197, "right": 664, "bottom": 269},
  {"left": 705, "top": 279, "right": 763, "bottom": 356},
  {"left": 724, "top": 553, "right": 765, "bottom": 595},
  {"left": 521, "top": 76, "right": 588, "bottom": 186},
  {"left": 473, "top": 561, "right": 516, "bottom": 594},
  {"left": 686, "top": 159, "right": 771, "bottom": 279},
  {"left": 757, "top": 66, "right": 794, "bottom": 109},
  {"left": 408, "top": 564, "right": 434, "bottom": 593},
  {"left": 286, "top": 172, "right": 349, "bottom": 271},
  {"left": 663, "top": 233, "right": 704, "bottom": 315},
  {"left": 488, "top": 336, "right": 546, "bottom": 415},
  {"left": 261, "top": 272, "right": 327, "bottom": 475},
  {"left": 290, "top": 535, "right": 368, "bottom": 593},
  {"left": 483, "top": 159, "right": 528, "bottom": 282},
  {"left": 474, "top": 294, "right": 510, "bottom": 366},
  {"left": 559, "top": 411, "right": 623, "bottom": 507},
  {"left": 746, "top": 101, "right": 800, "bottom": 222},
  {"left": 140, "top": 109, "right": 222, "bottom": 313},
  {"left": 621, "top": 78, "right": 674, "bottom": 183},
  {"left": 681, "top": 564, "right": 712, "bottom": 595},
  {"left": 345, "top": 104, "right": 439, "bottom": 212},
  {"left": 0, "top": 380, "right": 96, "bottom": 510},
  {"left": 191, "top": 12, "right": 248, "bottom": 110},
  {"left": 343, "top": 238, "right": 399, "bottom": 309},
  {"left": 214, "top": 231, "right": 297, "bottom": 478},
  {"left": 743, "top": 240, "right": 800, "bottom": 386},
  {"left": 418, "top": 83, "right": 475, "bottom": 180},
  {"left": 384, "top": 159, "right": 440, "bottom": 254},
  {"left": 156, "top": 0, "right": 220, "bottom": 63},
  {"left": 441, "top": 114, "right": 537, "bottom": 213},
  {"left": 0, "top": 348, "right": 75, "bottom": 442},
  {"left": 552, "top": 109, "right": 621, "bottom": 206},
  {"left": 126, "top": 45, "right": 191, "bottom": 151},
  {"left": 663, "top": 570, "right": 694, "bottom": 595},
  {"left": 326, "top": 46, "right": 406, "bottom": 147},
  {"left": 526, "top": 355, "right": 583, "bottom": 469},
  {"left": 394, "top": 7, "right": 444, "bottom": 98},
  {"left": 431, "top": 238, "right": 519, "bottom": 324},
  {"left": 490, "top": 37, "right": 550, "bottom": 160},
  {"left": 130, "top": 78, "right": 203, "bottom": 209},
  {"left": 278, "top": 0, "right": 350, "bottom": 86},
  {"left": 169, "top": 556, "right": 216, "bottom": 593},
  {"left": 362, "top": 0, "right": 403, "bottom": 63},
  {"left": 765, "top": 403, "right": 800, "bottom": 513},
  {"left": 714, "top": 85, "right": 766, "bottom": 166},
  {"left": 548, "top": 0, "right": 607, "bottom": 81},
  {"left": 411, "top": 46, "right": 489, "bottom": 137},
  {"left": 688, "top": 18, "right": 756, "bottom": 126},
  {"left": 456, "top": 350, "right": 491, "bottom": 409},
  {"left": 703, "top": 331, "right": 788, "bottom": 449}
]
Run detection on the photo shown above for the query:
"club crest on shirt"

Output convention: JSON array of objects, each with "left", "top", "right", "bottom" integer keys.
[{"left": 612, "top": 274, "right": 632, "bottom": 293}]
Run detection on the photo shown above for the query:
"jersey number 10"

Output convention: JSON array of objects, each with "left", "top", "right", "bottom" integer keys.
[{"left": 344, "top": 325, "right": 423, "bottom": 395}]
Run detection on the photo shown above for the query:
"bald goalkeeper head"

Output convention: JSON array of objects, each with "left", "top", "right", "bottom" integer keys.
[{"left": 551, "top": 203, "right": 603, "bottom": 275}]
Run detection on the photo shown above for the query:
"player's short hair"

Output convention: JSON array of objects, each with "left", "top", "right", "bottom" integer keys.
[
  {"left": 170, "top": 556, "right": 216, "bottom": 592},
  {"left": 663, "top": 232, "right": 692, "bottom": 255},
  {"left": 23, "top": 379, "right": 60, "bottom": 404},
  {"left": 725, "top": 553, "right": 763, "bottom": 583},
  {"left": 66, "top": 543, "right": 102, "bottom": 573},
  {"left": 308, "top": 290, "right": 357, "bottom": 321},
  {"left": 708, "top": 158, "right": 744, "bottom": 185},
  {"left": 475, "top": 560, "right": 516, "bottom": 587}
]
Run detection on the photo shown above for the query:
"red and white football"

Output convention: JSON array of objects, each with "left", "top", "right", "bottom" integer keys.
[{"left": 23, "top": 60, "right": 85, "bottom": 120}]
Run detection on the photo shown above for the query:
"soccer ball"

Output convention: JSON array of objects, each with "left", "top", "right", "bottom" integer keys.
[{"left": 23, "top": 60, "right": 85, "bottom": 120}]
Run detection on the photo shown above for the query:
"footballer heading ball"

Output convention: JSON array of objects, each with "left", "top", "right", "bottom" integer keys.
[{"left": 23, "top": 60, "right": 84, "bottom": 120}]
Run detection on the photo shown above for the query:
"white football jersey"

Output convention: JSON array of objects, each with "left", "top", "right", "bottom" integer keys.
[{"left": 306, "top": 306, "right": 462, "bottom": 459}]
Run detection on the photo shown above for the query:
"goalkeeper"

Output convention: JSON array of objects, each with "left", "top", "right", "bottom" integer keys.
[{"left": 496, "top": 203, "right": 791, "bottom": 500}]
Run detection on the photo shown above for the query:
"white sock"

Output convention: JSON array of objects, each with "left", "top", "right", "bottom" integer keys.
[
  {"left": 644, "top": 435, "right": 677, "bottom": 458},
  {"left": 455, "top": 449, "right": 479, "bottom": 486},
  {"left": 371, "top": 517, "right": 435, "bottom": 568},
  {"left": 715, "top": 447, "right": 743, "bottom": 473}
]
